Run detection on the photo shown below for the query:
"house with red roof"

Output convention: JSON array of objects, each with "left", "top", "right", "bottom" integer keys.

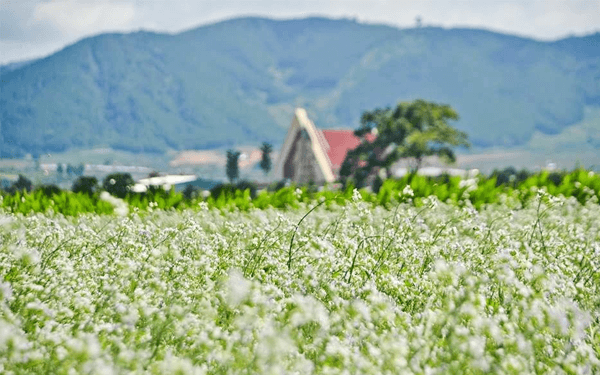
[{"left": 274, "top": 108, "right": 376, "bottom": 184}]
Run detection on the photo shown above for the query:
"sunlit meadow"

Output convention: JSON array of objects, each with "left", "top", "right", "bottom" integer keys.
[{"left": 1, "top": 188, "right": 599, "bottom": 374}]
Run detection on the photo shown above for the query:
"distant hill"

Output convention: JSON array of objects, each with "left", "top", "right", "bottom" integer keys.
[
  {"left": 1, "top": 17, "right": 599, "bottom": 157},
  {"left": 0, "top": 59, "right": 37, "bottom": 76}
]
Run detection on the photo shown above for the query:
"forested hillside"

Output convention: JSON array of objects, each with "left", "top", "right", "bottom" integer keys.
[{"left": 1, "top": 17, "right": 598, "bottom": 157}]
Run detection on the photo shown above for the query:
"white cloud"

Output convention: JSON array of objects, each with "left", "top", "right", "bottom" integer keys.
[
  {"left": 1, "top": 0, "right": 599, "bottom": 64},
  {"left": 0, "top": 40, "right": 68, "bottom": 65},
  {"left": 531, "top": 0, "right": 600, "bottom": 37},
  {"left": 31, "top": 0, "right": 136, "bottom": 36}
]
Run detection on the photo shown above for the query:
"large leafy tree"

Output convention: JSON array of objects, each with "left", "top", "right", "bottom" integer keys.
[
  {"left": 226, "top": 149, "right": 241, "bottom": 184},
  {"left": 341, "top": 99, "right": 469, "bottom": 186}
]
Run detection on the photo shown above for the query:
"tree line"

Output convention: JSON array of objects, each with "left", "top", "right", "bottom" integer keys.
[{"left": 1, "top": 174, "right": 133, "bottom": 198}]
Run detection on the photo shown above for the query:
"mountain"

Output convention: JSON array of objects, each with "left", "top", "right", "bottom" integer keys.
[
  {"left": 0, "top": 59, "right": 37, "bottom": 76},
  {"left": 1, "top": 17, "right": 599, "bottom": 157}
]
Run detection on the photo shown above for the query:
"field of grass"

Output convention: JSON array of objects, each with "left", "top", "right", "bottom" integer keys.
[{"left": 1, "top": 187, "right": 599, "bottom": 373}]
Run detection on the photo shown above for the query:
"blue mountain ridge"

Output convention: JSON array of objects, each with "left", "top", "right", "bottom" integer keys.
[{"left": 1, "top": 17, "right": 598, "bottom": 157}]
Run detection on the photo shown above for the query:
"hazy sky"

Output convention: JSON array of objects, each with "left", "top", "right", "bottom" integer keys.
[{"left": 1, "top": 0, "right": 599, "bottom": 64}]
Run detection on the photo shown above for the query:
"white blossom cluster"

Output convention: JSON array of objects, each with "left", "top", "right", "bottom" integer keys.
[{"left": 0, "top": 193, "right": 599, "bottom": 374}]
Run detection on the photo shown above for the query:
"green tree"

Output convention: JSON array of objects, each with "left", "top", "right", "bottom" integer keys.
[
  {"left": 182, "top": 184, "right": 198, "bottom": 200},
  {"left": 9, "top": 175, "right": 33, "bottom": 194},
  {"left": 102, "top": 173, "right": 134, "bottom": 198},
  {"left": 341, "top": 99, "right": 470, "bottom": 185},
  {"left": 36, "top": 184, "right": 61, "bottom": 197},
  {"left": 226, "top": 149, "right": 241, "bottom": 184},
  {"left": 259, "top": 142, "right": 273, "bottom": 176},
  {"left": 72, "top": 176, "right": 99, "bottom": 196}
]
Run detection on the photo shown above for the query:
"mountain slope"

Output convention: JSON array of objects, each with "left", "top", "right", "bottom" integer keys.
[
  {"left": 1, "top": 17, "right": 599, "bottom": 157},
  {"left": 0, "top": 59, "right": 37, "bottom": 76}
]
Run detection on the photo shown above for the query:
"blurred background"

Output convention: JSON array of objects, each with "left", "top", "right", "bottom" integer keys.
[{"left": 1, "top": 0, "right": 599, "bottom": 190}]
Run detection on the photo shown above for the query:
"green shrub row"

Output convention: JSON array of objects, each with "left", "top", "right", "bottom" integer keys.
[
  {"left": 1, "top": 169, "right": 598, "bottom": 216},
  {"left": 0, "top": 190, "right": 114, "bottom": 216}
]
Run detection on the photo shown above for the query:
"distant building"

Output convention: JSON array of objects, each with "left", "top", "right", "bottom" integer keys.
[
  {"left": 274, "top": 108, "right": 375, "bottom": 184},
  {"left": 394, "top": 167, "right": 479, "bottom": 178},
  {"left": 131, "top": 175, "right": 206, "bottom": 193}
]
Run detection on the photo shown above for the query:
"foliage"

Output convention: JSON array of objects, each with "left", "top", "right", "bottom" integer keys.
[
  {"left": 341, "top": 100, "right": 470, "bottom": 186},
  {"left": 126, "top": 187, "right": 185, "bottom": 212},
  {"left": 1, "top": 169, "right": 599, "bottom": 215},
  {"left": 7, "top": 175, "right": 33, "bottom": 194},
  {"left": 1, "top": 192, "right": 599, "bottom": 373},
  {"left": 209, "top": 183, "right": 237, "bottom": 201},
  {"left": 259, "top": 142, "right": 273, "bottom": 176},
  {"left": 235, "top": 180, "right": 258, "bottom": 199},
  {"left": 182, "top": 184, "right": 199, "bottom": 200},
  {"left": 0, "top": 190, "right": 113, "bottom": 215},
  {"left": 226, "top": 149, "right": 241, "bottom": 184},
  {"left": 395, "top": 101, "right": 469, "bottom": 168},
  {"left": 72, "top": 176, "right": 99, "bottom": 196},
  {"left": 102, "top": 173, "right": 134, "bottom": 199},
  {"left": 210, "top": 181, "right": 258, "bottom": 202},
  {"left": 491, "top": 166, "right": 532, "bottom": 187},
  {"left": 35, "top": 184, "right": 62, "bottom": 198}
]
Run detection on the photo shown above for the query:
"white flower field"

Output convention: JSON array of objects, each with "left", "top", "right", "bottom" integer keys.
[{"left": 1, "top": 191, "right": 599, "bottom": 374}]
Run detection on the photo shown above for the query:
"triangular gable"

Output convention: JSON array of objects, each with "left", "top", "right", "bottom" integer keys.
[{"left": 275, "top": 108, "right": 336, "bottom": 183}]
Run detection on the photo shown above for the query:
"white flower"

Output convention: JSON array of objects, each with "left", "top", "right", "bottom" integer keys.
[
  {"left": 0, "top": 282, "right": 12, "bottom": 301},
  {"left": 226, "top": 269, "right": 251, "bottom": 306},
  {"left": 1, "top": 187, "right": 599, "bottom": 372},
  {"left": 352, "top": 188, "right": 362, "bottom": 202},
  {"left": 0, "top": 215, "right": 13, "bottom": 227},
  {"left": 100, "top": 191, "right": 129, "bottom": 216}
]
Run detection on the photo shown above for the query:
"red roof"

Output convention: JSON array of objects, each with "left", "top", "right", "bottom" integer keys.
[{"left": 321, "top": 130, "right": 376, "bottom": 172}]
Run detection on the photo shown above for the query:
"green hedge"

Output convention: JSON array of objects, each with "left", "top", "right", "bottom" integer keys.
[
  {"left": 0, "top": 190, "right": 114, "bottom": 216},
  {"left": 1, "top": 169, "right": 598, "bottom": 216}
]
